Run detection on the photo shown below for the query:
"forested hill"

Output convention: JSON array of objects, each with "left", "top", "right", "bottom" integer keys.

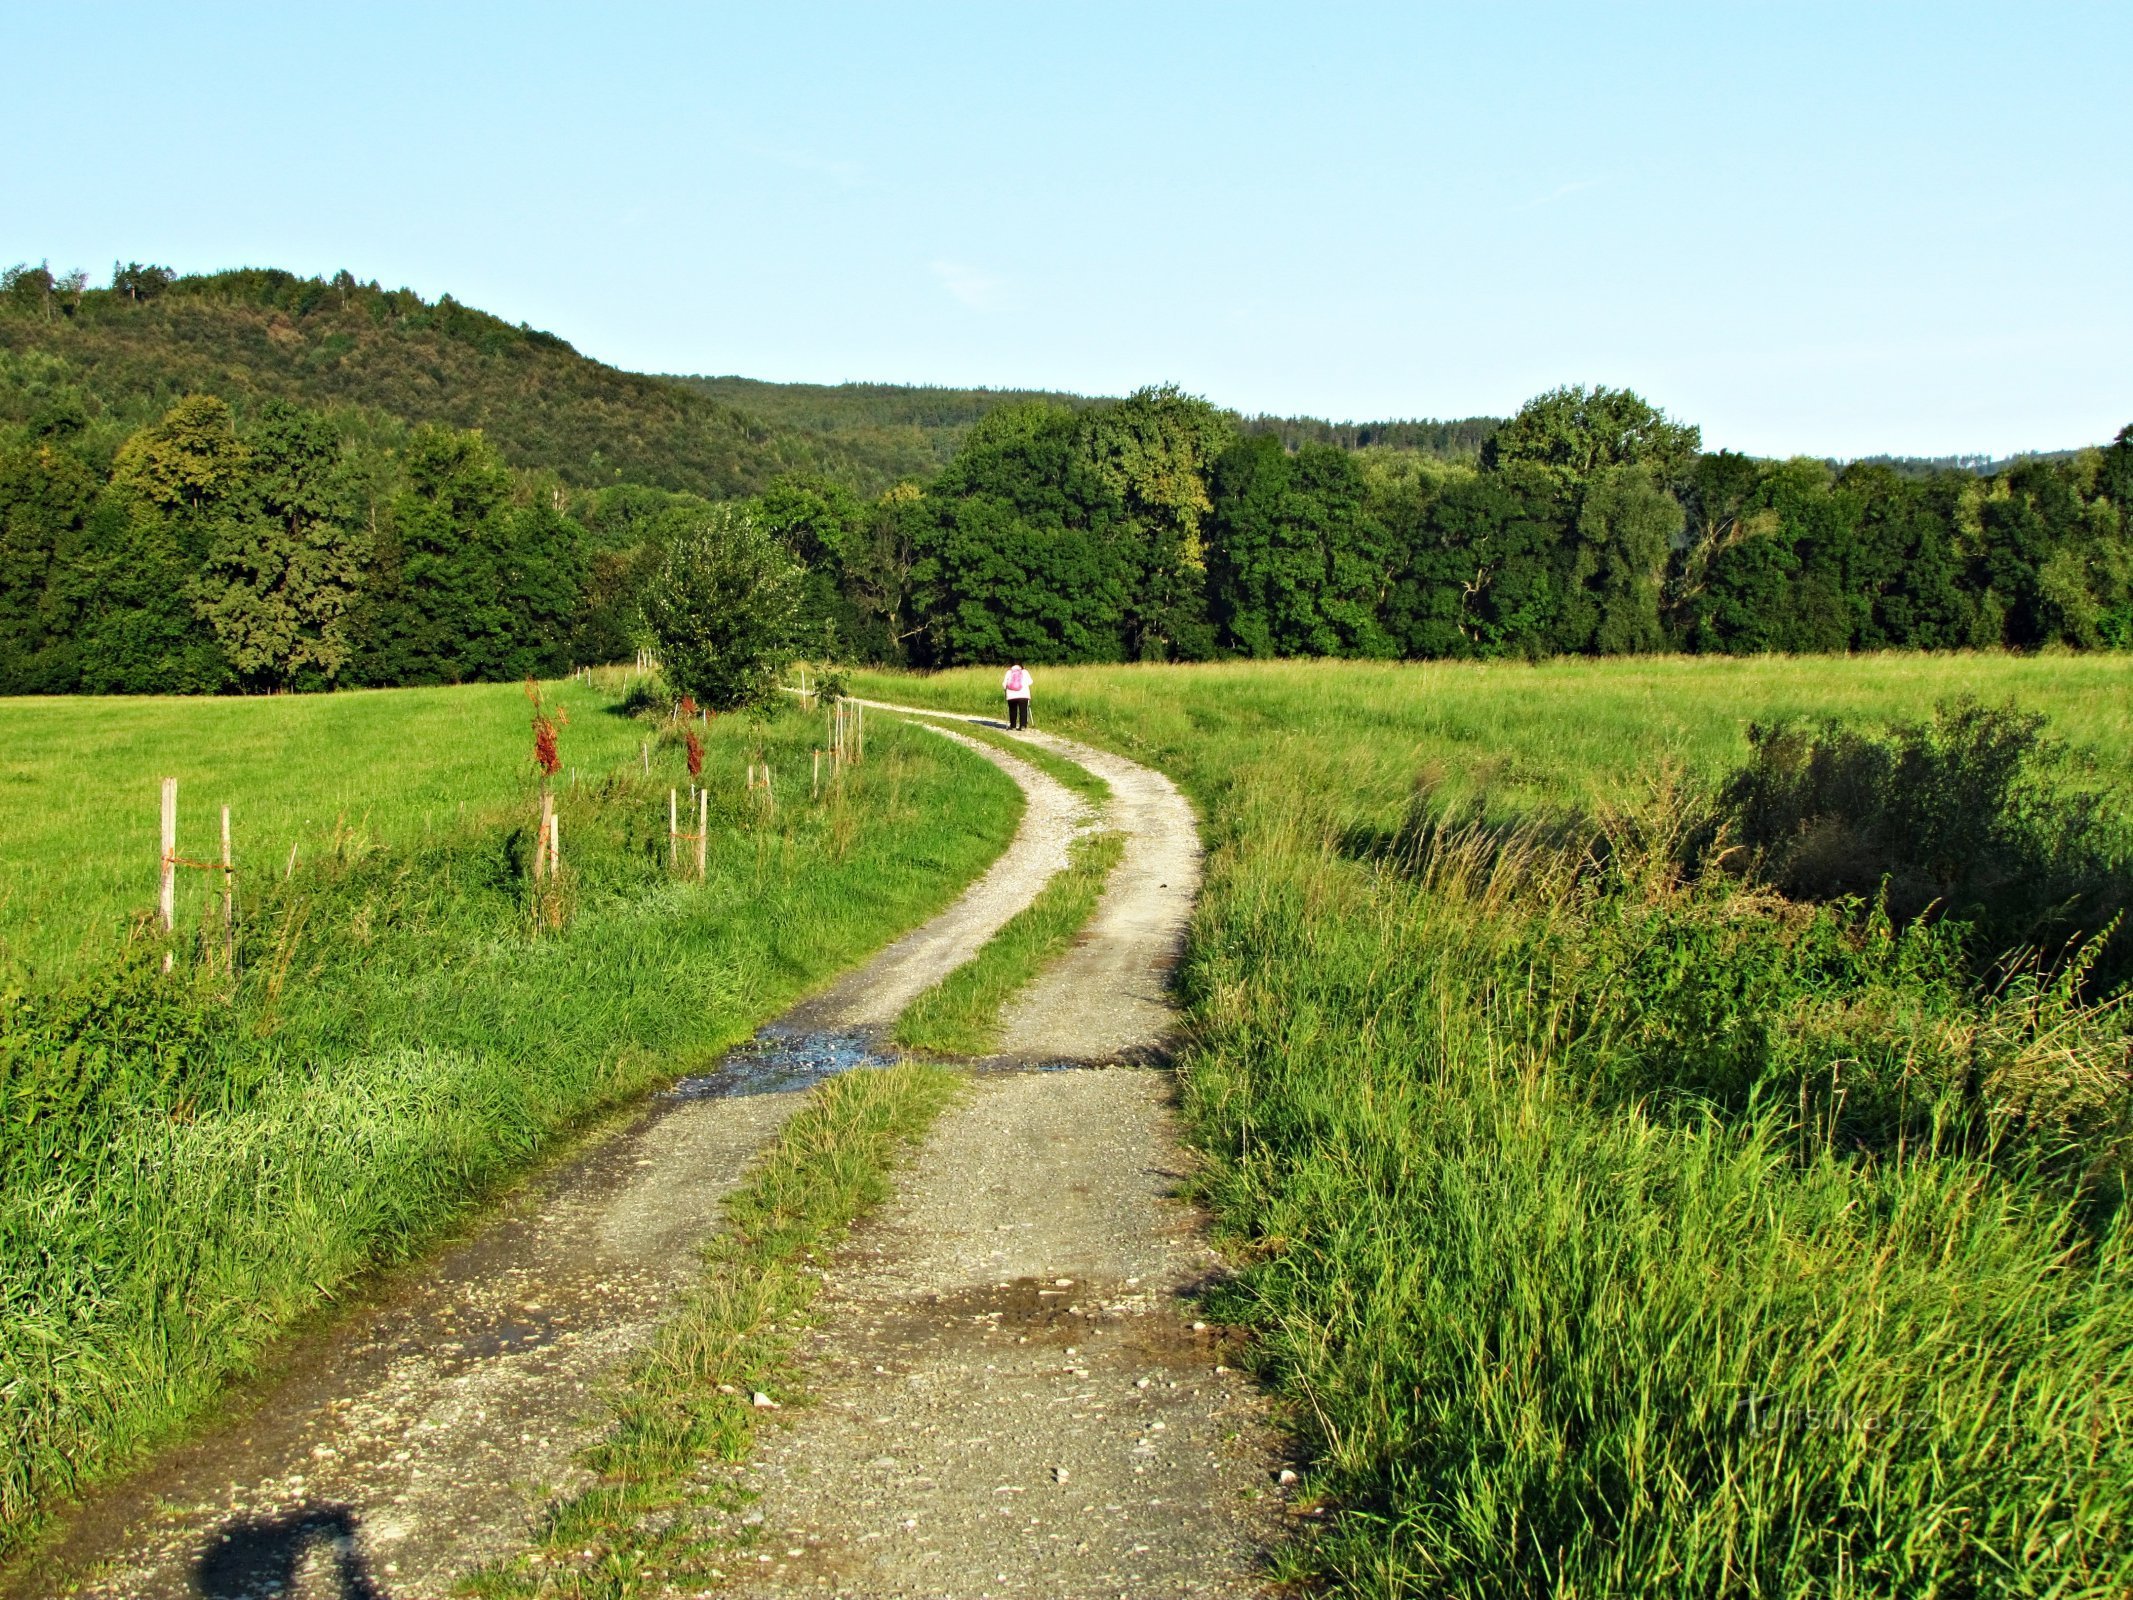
[
  {"left": 677, "top": 375, "right": 1509, "bottom": 476},
  {"left": 0, "top": 267, "right": 853, "bottom": 499},
  {"left": 674, "top": 376, "right": 1103, "bottom": 484}
]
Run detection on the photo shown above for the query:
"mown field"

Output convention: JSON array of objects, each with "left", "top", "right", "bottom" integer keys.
[
  {"left": 0, "top": 683, "right": 1022, "bottom": 1557},
  {"left": 853, "top": 653, "right": 2133, "bottom": 1598}
]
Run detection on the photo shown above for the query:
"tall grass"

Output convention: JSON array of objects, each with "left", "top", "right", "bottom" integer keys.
[
  {"left": 852, "top": 656, "right": 2133, "bottom": 1597},
  {"left": 0, "top": 694, "right": 1022, "bottom": 1558}
]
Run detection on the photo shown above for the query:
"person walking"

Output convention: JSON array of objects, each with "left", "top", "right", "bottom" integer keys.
[{"left": 1002, "top": 662, "right": 1033, "bottom": 730}]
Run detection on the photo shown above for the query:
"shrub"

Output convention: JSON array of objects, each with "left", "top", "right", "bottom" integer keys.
[
  {"left": 1722, "top": 699, "right": 2131, "bottom": 982},
  {"left": 639, "top": 506, "right": 801, "bottom": 712}
]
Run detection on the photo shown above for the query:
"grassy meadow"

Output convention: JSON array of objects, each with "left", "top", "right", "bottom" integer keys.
[
  {"left": 0, "top": 681, "right": 1022, "bottom": 1557},
  {"left": 853, "top": 653, "right": 2133, "bottom": 1599},
  {"left": 0, "top": 674, "right": 649, "bottom": 977}
]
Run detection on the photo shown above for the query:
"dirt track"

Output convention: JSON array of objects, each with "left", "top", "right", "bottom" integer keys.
[{"left": 10, "top": 711, "right": 1283, "bottom": 1599}]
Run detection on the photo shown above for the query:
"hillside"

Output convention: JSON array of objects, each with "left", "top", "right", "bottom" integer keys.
[
  {"left": 675, "top": 375, "right": 1104, "bottom": 483},
  {"left": 0, "top": 268, "right": 846, "bottom": 498},
  {"left": 678, "top": 374, "right": 1507, "bottom": 474}
]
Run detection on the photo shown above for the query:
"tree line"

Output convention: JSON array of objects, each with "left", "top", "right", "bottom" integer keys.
[
  {"left": 5, "top": 276, "right": 2129, "bottom": 694},
  {"left": 0, "top": 392, "right": 713, "bottom": 693},
  {"left": 775, "top": 385, "right": 2133, "bottom": 668}
]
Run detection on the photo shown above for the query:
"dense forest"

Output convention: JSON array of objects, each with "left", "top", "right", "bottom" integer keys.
[
  {"left": 3, "top": 260, "right": 2127, "bottom": 694},
  {"left": 674, "top": 376, "right": 1102, "bottom": 487}
]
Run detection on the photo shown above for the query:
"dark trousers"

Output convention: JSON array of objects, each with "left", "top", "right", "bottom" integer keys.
[{"left": 1006, "top": 697, "right": 1030, "bottom": 730}]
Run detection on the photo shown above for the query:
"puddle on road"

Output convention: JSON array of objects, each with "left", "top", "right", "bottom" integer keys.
[
  {"left": 665, "top": 1028, "right": 891, "bottom": 1100},
  {"left": 664, "top": 1029, "right": 1124, "bottom": 1103}
]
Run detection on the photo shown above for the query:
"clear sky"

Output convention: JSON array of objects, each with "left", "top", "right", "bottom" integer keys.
[{"left": 4, "top": 1, "right": 2128, "bottom": 458}]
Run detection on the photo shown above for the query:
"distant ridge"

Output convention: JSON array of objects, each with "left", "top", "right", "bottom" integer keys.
[
  {"left": 672, "top": 375, "right": 1105, "bottom": 483},
  {"left": 0, "top": 267, "right": 845, "bottom": 497},
  {"left": 4, "top": 262, "right": 2095, "bottom": 493}
]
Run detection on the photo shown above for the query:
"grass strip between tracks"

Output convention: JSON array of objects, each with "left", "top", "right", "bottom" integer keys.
[
  {"left": 898, "top": 711, "right": 1112, "bottom": 806},
  {"left": 893, "top": 827, "right": 1125, "bottom": 1056},
  {"left": 463, "top": 1061, "right": 959, "bottom": 1599}
]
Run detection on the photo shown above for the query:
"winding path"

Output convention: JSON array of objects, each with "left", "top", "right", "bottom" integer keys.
[{"left": 10, "top": 713, "right": 1281, "bottom": 1600}]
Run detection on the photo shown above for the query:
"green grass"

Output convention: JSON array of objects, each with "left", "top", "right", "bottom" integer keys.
[
  {"left": 0, "top": 688, "right": 1022, "bottom": 1560},
  {"left": 894, "top": 828, "right": 1125, "bottom": 1055},
  {"left": 464, "top": 1061, "right": 959, "bottom": 1600},
  {"left": 851, "top": 653, "right": 2133, "bottom": 821},
  {"left": 852, "top": 654, "right": 2133, "bottom": 1598},
  {"left": 0, "top": 670, "right": 654, "bottom": 977}
]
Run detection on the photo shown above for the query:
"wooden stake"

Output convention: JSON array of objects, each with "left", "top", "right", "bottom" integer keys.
[
  {"left": 697, "top": 788, "right": 708, "bottom": 877},
  {"left": 641, "top": 739, "right": 649, "bottom": 774},
  {"left": 669, "top": 788, "right": 678, "bottom": 869},
  {"left": 548, "top": 810, "right": 561, "bottom": 877},
  {"left": 812, "top": 749, "right": 821, "bottom": 799},
  {"left": 221, "top": 805, "right": 234, "bottom": 972},
  {"left": 159, "top": 778, "right": 177, "bottom": 934}
]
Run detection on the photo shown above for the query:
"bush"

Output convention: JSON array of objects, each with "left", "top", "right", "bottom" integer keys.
[
  {"left": 1722, "top": 700, "right": 2131, "bottom": 983},
  {"left": 639, "top": 506, "right": 801, "bottom": 712}
]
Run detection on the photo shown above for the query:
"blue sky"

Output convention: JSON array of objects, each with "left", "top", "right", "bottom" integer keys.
[{"left": 4, "top": 1, "right": 2128, "bottom": 458}]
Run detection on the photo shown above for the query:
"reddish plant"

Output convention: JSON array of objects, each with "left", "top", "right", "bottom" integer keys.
[
  {"left": 677, "top": 695, "right": 698, "bottom": 721},
  {"left": 533, "top": 713, "right": 561, "bottom": 777},
  {"left": 685, "top": 729, "right": 704, "bottom": 778}
]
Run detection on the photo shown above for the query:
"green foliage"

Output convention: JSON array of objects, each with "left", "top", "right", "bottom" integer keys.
[
  {"left": 1238, "top": 411, "right": 1500, "bottom": 458},
  {"left": 1722, "top": 699, "right": 2131, "bottom": 980},
  {"left": 640, "top": 506, "right": 802, "bottom": 710},
  {"left": 6, "top": 264, "right": 2132, "bottom": 689},
  {"left": 0, "top": 267, "right": 836, "bottom": 500},
  {"left": 1483, "top": 382, "right": 1703, "bottom": 485},
  {"left": 191, "top": 402, "right": 368, "bottom": 688},
  {"left": 677, "top": 375, "right": 1102, "bottom": 495},
  {"left": 907, "top": 389, "right": 1237, "bottom": 664},
  {"left": 350, "top": 425, "right": 586, "bottom": 685},
  {"left": 1207, "top": 435, "right": 1393, "bottom": 658}
]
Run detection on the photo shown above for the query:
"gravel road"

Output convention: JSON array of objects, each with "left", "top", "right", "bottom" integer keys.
[{"left": 715, "top": 706, "right": 1284, "bottom": 1598}]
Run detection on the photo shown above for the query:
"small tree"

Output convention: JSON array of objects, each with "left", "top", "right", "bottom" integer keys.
[{"left": 640, "top": 506, "right": 801, "bottom": 711}]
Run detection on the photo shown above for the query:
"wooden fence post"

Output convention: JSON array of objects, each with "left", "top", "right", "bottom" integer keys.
[
  {"left": 159, "top": 778, "right": 177, "bottom": 935},
  {"left": 221, "top": 805, "right": 234, "bottom": 971},
  {"left": 669, "top": 788, "right": 678, "bottom": 869},
  {"left": 548, "top": 811, "right": 560, "bottom": 877},
  {"left": 697, "top": 788, "right": 708, "bottom": 878},
  {"left": 161, "top": 779, "right": 177, "bottom": 973}
]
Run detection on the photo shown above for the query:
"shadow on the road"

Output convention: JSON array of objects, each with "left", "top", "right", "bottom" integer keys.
[{"left": 193, "top": 1504, "right": 386, "bottom": 1599}]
